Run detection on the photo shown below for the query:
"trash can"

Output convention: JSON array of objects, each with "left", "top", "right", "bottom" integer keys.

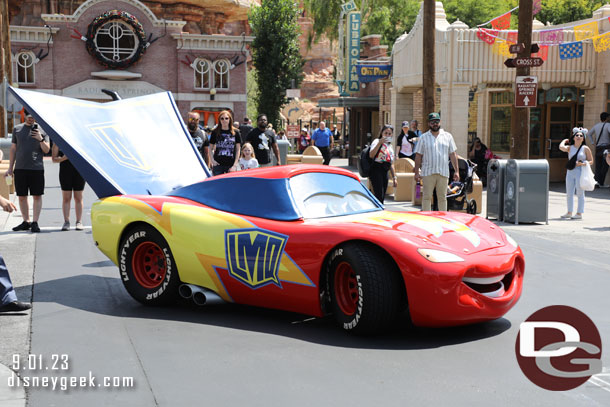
[
  {"left": 274, "top": 139, "right": 291, "bottom": 165},
  {"left": 486, "top": 159, "right": 508, "bottom": 221},
  {"left": 503, "top": 159, "right": 549, "bottom": 224}
]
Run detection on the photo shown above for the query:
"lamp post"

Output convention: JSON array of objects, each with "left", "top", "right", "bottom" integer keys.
[{"left": 210, "top": 88, "right": 216, "bottom": 101}]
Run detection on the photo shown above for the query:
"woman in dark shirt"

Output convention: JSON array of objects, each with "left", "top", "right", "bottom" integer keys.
[{"left": 208, "top": 110, "right": 242, "bottom": 175}]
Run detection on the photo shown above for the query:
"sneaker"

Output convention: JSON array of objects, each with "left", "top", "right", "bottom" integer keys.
[
  {"left": 75, "top": 221, "right": 84, "bottom": 231},
  {"left": 0, "top": 301, "right": 32, "bottom": 313},
  {"left": 30, "top": 222, "right": 41, "bottom": 233},
  {"left": 12, "top": 221, "right": 31, "bottom": 231},
  {"left": 560, "top": 213, "right": 572, "bottom": 219},
  {"left": 61, "top": 221, "right": 70, "bottom": 231},
  {"left": 571, "top": 214, "right": 582, "bottom": 220}
]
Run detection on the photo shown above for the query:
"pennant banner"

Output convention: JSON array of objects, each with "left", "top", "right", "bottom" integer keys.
[
  {"left": 559, "top": 41, "right": 583, "bottom": 60},
  {"left": 506, "top": 32, "right": 518, "bottom": 44},
  {"left": 540, "top": 29, "right": 564, "bottom": 45},
  {"left": 477, "top": 28, "right": 497, "bottom": 45},
  {"left": 593, "top": 32, "right": 610, "bottom": 53},
  {"left": 533, "top": 0, "right": 542, "bottom": 16},
  {"left": 491, "top": 12, "right": 511, "bottom": 30},
  {"left": 574, "top": 21, "right": 598, "bottom": 41},
  {"left": 532, "top": 45, "right": 549, "bottom": 61},
  {"left": 492, "top": 39, "right": 512, "bottom": 57}
]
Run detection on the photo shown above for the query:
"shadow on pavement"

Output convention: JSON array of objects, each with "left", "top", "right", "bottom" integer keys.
[{"left": 28, "top": 273, "right": 512, "bottom": 351}]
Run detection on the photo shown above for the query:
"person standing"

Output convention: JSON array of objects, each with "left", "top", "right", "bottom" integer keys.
[
  {"left": 414, "top": 113, "right": 460, "bottom": 211},
  {"left": 559, "top": 128, "right": 593, "bottom": 220},
  {"left": 298, "top": 128, "right": 311, "bottom": 154},
  {"left": 208, "top": 110, "right": 242, "bottom": 175},
  {"left": 247, "top": 114, "right": 281, "bottom": 167},
  {"left": 186, "top": 111, "right": 209, "bottom": 167},
  {"left": 312, "top": 121, "right": 334, "bottom": 165},
  {"left": 369, "top": 124, "right": 397, "bottom": 203},
  {"left": 587, "top": 112, "right": 610, "bottom": 187},
  {"left": 239, "top": 117, "right": 254, "bottom": 140},
  {"left": 51, "top": 145, "right": 85, "bottom": 231},
  {"left": 0, "top": 195, "right": 32, "bottom": 312},
  {"left": 331, "top": 125, "right": 340, "bottom": 143},
  {"left": 397, "top": 120, "right": 416, "bottom": 159},
  {"left": 4, "top": 112, "right": 50, "bottom": 233}
]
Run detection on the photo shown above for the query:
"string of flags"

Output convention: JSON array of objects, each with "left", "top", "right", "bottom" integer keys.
[{"left": 476, "top": 0, "right": 610, "bottom": 60}]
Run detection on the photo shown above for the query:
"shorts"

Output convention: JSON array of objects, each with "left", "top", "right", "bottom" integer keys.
[
  {"left": 14, "top": 169, "right": 45, "bottom": 196},
  {"left": 59, "top": 161, "right": 86, "bottom": 191}
]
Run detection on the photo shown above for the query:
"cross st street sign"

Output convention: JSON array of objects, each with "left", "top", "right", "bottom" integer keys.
[{"left": 515, "top": 76, "right": 538, "bottom": 108}]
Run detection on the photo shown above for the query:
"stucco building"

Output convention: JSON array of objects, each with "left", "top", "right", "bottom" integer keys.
[{"left": 387, "top": 2, "right": 610, "bottom": 182}]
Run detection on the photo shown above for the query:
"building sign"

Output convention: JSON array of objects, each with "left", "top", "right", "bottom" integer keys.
[
  {"left": 341, "top": 0, "right": 357, "bottom": 13},
  {"left": 346, "top": 11, "right": 361, "bottom": 94},
  {"left": 356, "top": 64, "right": 392, "bottom": 83},
  {"left": 515, "top": 76, "right": 538, "bottom": 108}
]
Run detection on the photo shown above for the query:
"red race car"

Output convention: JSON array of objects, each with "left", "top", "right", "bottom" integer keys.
[{"left": 10, "top": 87, "right": 524, "bottom": 334}]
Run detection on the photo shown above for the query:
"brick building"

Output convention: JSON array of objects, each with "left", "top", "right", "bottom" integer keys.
[{"left": 7, "top": 0, "right": 253, "bottom": 128}]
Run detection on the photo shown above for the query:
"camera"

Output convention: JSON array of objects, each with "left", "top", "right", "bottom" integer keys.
[{"left": 604, "top": 149, "right": 609, "bottom": 159}]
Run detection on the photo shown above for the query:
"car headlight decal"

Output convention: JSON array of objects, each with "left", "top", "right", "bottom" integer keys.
[{"left": 417, "top": 248, "right": 465, "bottom": 263}]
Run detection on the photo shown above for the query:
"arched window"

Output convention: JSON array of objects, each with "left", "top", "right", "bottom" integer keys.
[
  {"left": 15, "top": 51, "right": 36, "bottom": 84},
  {"left": 213, "top": 59, "right": 230, "bottom": 89},
  {"left": 194, "top": 58, "right": 211, "bottom": 89}
]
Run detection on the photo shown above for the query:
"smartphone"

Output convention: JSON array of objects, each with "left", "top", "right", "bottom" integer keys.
[{"left": 32, "top": 124, "right": 38, "bottom": 130}]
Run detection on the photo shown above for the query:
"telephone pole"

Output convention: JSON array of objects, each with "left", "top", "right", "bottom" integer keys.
[
  {"left": 510, "top": 0, "right": 533, "bottom": 158},
  {"left": 1, "top": 0, "right": 13, "bottom": 138},
  {"left": 422, "top": 0, "right": 435, "bottom": 130}
]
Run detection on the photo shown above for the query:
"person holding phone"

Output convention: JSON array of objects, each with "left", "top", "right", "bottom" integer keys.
[
  {"left": 368, "top": 124, "right": 397, "bottom": 203},
  {"left": 4, "top": 111, "right": 50, "bottom": 233},
  {"left": 559, "top": 127, "right": 593, "bottom": 220}
]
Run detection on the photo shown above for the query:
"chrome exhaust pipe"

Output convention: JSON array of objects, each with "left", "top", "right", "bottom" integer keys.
[
  {"left": 179, "top": 284, "right": 224, "bottom": 306},
  {"left": 179, "top": 284, "right": 194, "bottom": 299}
]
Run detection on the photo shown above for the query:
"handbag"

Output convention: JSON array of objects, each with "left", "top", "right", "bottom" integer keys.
[
  {"left": 579, "top": 161, "right": 596, "bottom": 191},
  {"left": 565, "top": 145, "right": 583, "bottom": 170}
]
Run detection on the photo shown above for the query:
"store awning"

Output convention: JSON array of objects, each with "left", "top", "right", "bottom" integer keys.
[{"left": 317, "top": 96, "right": 379, "bottom": 108}]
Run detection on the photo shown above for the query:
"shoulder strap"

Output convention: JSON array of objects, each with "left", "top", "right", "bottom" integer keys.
[{"left": 596, "top": 123, "right": 607, "bottom": 147}]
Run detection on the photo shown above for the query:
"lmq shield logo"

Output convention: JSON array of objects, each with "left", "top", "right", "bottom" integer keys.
[{"left": 515, "top": 305, "right": 602, "bottom": 391}]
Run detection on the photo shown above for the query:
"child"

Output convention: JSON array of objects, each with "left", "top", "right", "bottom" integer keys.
[{"left": 239, "top": 142, "right": 259, "bottom": 170}]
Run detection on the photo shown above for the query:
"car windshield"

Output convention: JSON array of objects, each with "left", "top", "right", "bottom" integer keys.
[{"left": 289, "top": 173, "right": 381, "bottom": 219}]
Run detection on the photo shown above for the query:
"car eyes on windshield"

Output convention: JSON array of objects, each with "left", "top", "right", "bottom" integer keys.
[{"left": 300, "top": 192, "right": 377, "bottom": 218}]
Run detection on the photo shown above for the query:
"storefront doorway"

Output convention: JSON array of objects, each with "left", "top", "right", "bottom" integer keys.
[{"left": 545, "top": 103, "right": 576, "bottom": 182}]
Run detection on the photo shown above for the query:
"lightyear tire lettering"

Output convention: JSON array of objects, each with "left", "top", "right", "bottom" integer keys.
[
  {"left": 119, "top": 224, "right": 180, "bottom": 305},
  {"left": 329, "top": 242, "right": 403, "bottom": 334}
]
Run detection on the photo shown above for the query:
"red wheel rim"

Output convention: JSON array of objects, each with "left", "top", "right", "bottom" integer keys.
[
  {"left": 132, "top": 242, "right": 167, "bottom": 289},
  {"left": 334, "top": 262, "right": 359, "bottom": 315}
]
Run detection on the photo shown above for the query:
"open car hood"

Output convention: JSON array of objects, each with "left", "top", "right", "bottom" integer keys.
[{"left": 8, "top": 87, "right": 210, "bottom": 198}]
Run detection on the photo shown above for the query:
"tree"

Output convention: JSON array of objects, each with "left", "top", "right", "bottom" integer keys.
[
  {"left": 249, "top": 0, "right": 304, "bottom": 130},
  {"left": 536, "top": 0, "right": 603, "bottom": 25}
]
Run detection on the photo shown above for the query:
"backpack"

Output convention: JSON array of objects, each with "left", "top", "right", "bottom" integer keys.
[{"left": 359, "top": 144, "right": 373, "bottom": 178}]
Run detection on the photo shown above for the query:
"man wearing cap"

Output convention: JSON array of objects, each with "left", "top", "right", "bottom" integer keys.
[
  {"left": 414, "top": 113, "right": 460, "bottom": 211},
  {"left": 4, "top": 112, "right": 50, "bottom": 233}
]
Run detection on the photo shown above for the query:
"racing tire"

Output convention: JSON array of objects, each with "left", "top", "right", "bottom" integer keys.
[
  {"left": 467, "top": 200, "right": 477, "bottom": 215},
  {"left": 119, "top": 224, "right": 181, "bottom": 305},
  {"left": 329, "top": 242, "right": 403, "bottom": 334}
]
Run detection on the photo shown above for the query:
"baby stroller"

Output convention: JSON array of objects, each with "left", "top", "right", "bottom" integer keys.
[{"left": 446, "top": 158, "right": 478, "bottom": 214}]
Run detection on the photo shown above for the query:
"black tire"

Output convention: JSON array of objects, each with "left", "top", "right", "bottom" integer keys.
[
  {"left": 328, "top": 243, "right": 403, "bottom": 334},
  {"left": 118, "top": 224, "right": 181, "bottom": 305},
  {"left": 467, "top": 200, "right": 477, "bottom": 214}
]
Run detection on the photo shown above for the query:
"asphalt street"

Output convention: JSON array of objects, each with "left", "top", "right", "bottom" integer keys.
[{"left": 1, "top": 159, "right": 609, "bottom": 406}]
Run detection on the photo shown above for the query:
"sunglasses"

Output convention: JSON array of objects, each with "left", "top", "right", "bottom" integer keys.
[
  {"left": 574, "top": 134, "right": 584, "bottom": 137},
  {"left": 220, "top": 117, "right": 231, "bottom": 120},
  {"left": 429, "top": 120, "right": 440, "bottom": 124},
  {"left": 188, "top": 118, "right": 198, "bottom": 122}
]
